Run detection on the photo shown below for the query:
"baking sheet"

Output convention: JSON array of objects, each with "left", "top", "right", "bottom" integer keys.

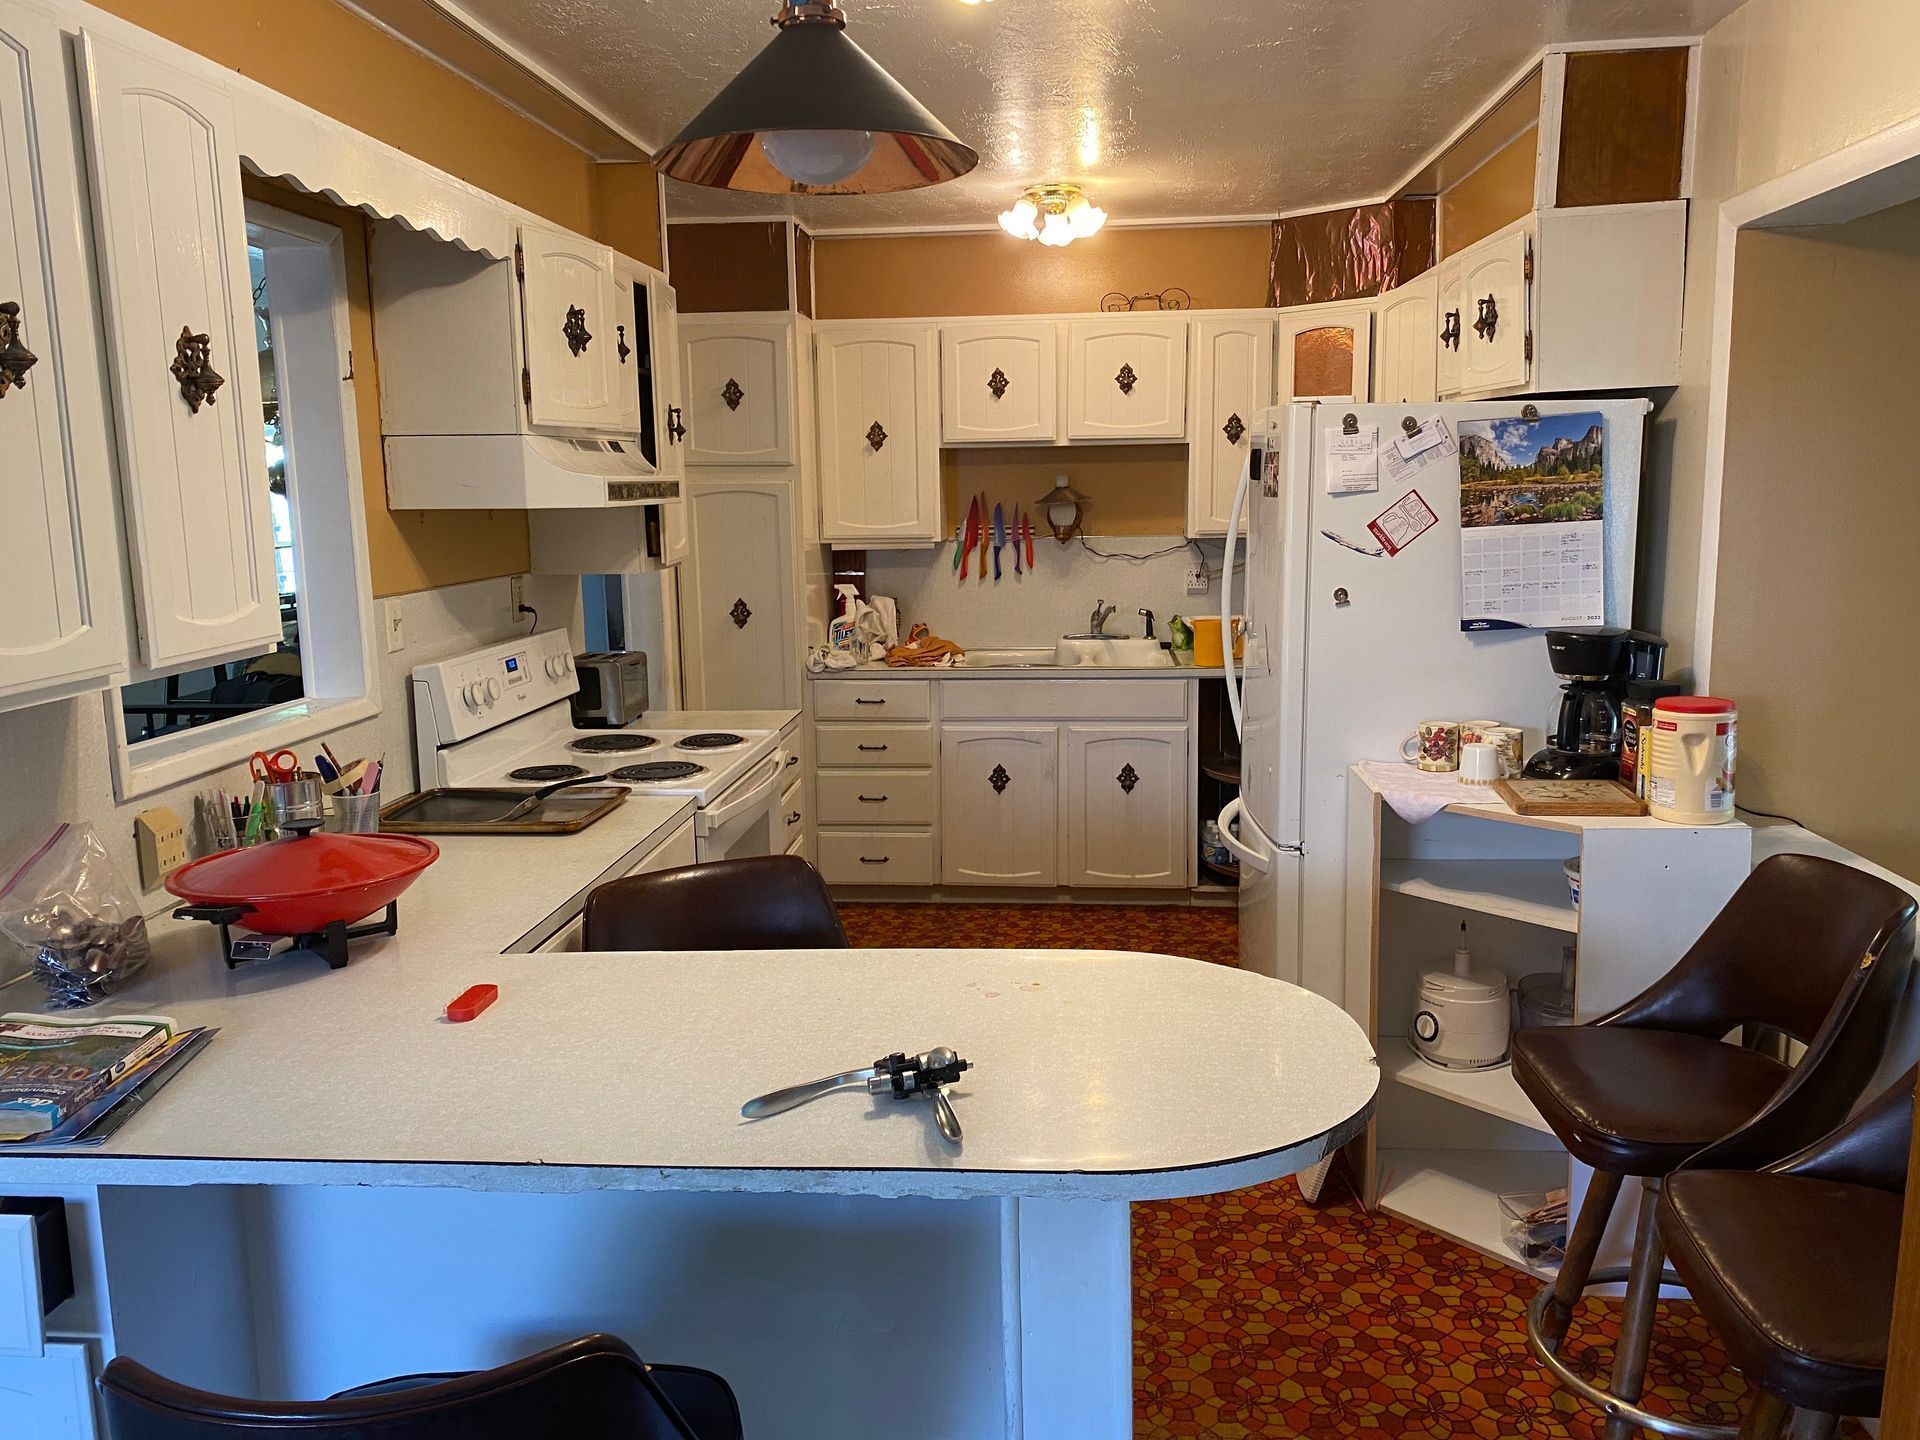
[{"left": 377, "top": 787, "right": 629, "bottom": 834}]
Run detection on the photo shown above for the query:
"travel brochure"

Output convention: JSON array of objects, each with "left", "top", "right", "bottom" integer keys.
[{"left": 0, "top": 1012, "right": 215, "bottom": 1144}]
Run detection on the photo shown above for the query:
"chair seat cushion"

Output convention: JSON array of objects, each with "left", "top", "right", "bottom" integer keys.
[
  {"left": 1660, "top": 1171, "right": 1898, "bottom": 1416},
  {"left": 1511, "top": 1026, "right": 1789, "bottom": 1175}
]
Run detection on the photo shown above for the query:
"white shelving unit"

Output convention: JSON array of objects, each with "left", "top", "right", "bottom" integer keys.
[{"left": 1347, "top": 766, "right": 1753, "bottom": 1276}]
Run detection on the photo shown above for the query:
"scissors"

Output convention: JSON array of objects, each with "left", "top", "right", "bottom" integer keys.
[{"left": 249, "top": 749, "right": 300, "bottom": 783}]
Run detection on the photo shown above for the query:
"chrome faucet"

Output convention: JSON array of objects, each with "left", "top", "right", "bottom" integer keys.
[{"left": 1089, "top": 600, "right": 1118, "bottom": 637}]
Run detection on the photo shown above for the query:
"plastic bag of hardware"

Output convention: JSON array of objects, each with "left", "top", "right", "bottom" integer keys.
[{"left": 0, "top": 824, "right": 152, "bottom": 1009}]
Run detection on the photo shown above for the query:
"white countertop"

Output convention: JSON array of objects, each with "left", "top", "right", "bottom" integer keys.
[
  {"left": 1352, "top": 762, "right": 1752, "bottom": 835},
  {"left": 813, "top": 662, "right": 1224, "bottom": 681}
]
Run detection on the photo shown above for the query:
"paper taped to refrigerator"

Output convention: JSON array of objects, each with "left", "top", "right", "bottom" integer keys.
[
  {"left": 1324, "top": 425, "right": 1380, "bottom": 495},
  {"left": 1457, "top": 412, "right": 1607, "bottom": 631}
]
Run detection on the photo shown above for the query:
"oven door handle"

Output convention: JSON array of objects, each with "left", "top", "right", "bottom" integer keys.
[{"left": 703, "top": 750, "right": 786, "bottom": 829}]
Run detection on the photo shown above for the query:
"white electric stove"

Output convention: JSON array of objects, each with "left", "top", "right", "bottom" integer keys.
[{"left": 412, "top": 631, "right": 794, "bottom": 862}]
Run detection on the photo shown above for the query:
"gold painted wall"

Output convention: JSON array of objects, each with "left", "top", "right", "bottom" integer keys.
[
  {"left": 814, "top": 225, "right": 1271, "bottom": 319},
  {"left": 592, "top": 164, "right": 664, "bottom": 271},
  {"left": 1440, "top": 126, "right": 1538, "bottom": 259},
  {"left": 942, "top": 447, "right": 1189, "bottom": 539}
]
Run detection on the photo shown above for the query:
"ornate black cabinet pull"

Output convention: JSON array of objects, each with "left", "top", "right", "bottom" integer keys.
[
  {"left": 667, "top": 406, "right": 687, "bottom": 442},
  {"left": 1222, "top": 413, "right": 1245, "bottom": 446},
  {"left": 1115, "top": 362, "right": 1138, "bottom": 395},
  {"left": 617, "top": 324, "right": 631, "bottom": 364},
  {"left": 1117, "top": 764, "right": 1140, "bottom": 795},
  {"left": 563, "top": 306, "right": 593, "bottom": 356},
  {"left": 867, "top": 421, "right": 888, "bottom": 451},
  {"left": 0, "top": 301, "right": 38, "bottom": 397},
  {"left": 730, "top": 598, "right": 752, "bottom": 628},
  {"left": 989, "top": 764, "right": 1010, "bottom": 795},
  {"left": 721, "top": 377, "right": 744, "bottom": 411},
  {"left": 1473, "top": 295, "right": 1499, "bottom": 342},
  {"left": 987, "top": 367, "right": 1010, "bottom": 400},
  {"left": 1440, "top": 310, "right": 1462, "bottom": 351},
  {"left": 169, "top": 327, "right": 225, "bottom": 413}
]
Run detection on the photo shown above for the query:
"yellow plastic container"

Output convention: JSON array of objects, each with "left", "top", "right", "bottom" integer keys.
[{"left": 1192, "top": 617, "right": 1224, "bottom": 667}]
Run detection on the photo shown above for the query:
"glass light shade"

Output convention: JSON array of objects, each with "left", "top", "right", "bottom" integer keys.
[
  {"left": 998, "top": 197, "right": 1039, "bottom": 240},
  {"left": 760, "top": 128, "right": 876, "bottom": 186},
  {"left": 998, "top": 185, "right": 1108, "bottom": 246},
  {"left": 1066, "top": 196, "right": 1108, "bottom": 239},
  {"left": 1038, "top": 211, "right": 1073, "bottom": 246}
]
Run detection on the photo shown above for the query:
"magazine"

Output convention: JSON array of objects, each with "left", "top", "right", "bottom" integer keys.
[{"left": 0, "top": 1013, "right": 175, "bottom": 1137}]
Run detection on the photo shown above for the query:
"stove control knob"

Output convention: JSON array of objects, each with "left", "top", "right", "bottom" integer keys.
[
  {"left": 546, "top": 656, "right": 564, "bottom": 679},
  {"left": 562, "top": 654, "right": 574, "bottom": 674},
  {"left": 484, "top": 678, "right": 502, "bottom": 704},
  {"left": 462, "top": 681, "right": 485, "bottom": 713}
]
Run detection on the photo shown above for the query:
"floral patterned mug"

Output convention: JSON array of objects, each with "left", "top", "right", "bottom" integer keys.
[{"left": 1400, "top": 721, "right": 1463, "bottom": 772}]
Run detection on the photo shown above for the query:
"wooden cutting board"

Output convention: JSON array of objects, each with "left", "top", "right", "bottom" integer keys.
[{"left": 1492, "top": 778, "right": 1646, "bottom": 817}]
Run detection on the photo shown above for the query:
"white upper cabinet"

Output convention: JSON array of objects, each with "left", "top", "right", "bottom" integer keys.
[
  {"left": 78, "top": 29, "right": 278, "bottom": 673},
  {"left": 682, "top": 476, "right": 796, "bottom": 710},
  {"left": 1372, "top": 271, "right": 1440, "bottom": 406},
  {"left": 518, "top": 223, "right": 621, "bottom": 432},
  {"left": 0, "top": 5, "right": 127, "bottom": 710},
  {"left": 1456, "top": 223, "right": 1532, "bottom": 396},
  {"left": 940, "top": 321, "right": 1056, "bottom": 443},
  {"left": 1275, "top": 300, "right": 1373, "bottom": 404},
  {"left": 680, "top": 315, "right": 792, "bottom": 465},
  {"left": 816, "top": 323, "right": 941, "bottom": 546},
  {"left": 1186, "top": 314, "right": 1274, "bottom": 537},
  {"left": 1434, "top": 256, "right": 1464, "bottom": 398},
  {"left": 1066, "top": 316, "right": 1188, "bottom": 440}
]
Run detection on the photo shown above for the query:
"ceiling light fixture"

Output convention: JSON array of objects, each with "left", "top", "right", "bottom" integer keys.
[
  {"left": 656, "top": 1, "right": 978, "bottom": 195},
  {"left": 997, "top": 183, "right": 1108, "bottom": 247}
]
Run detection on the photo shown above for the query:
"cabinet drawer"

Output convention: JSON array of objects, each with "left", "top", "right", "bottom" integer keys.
[
  {"left": 939, "top": 680, "right": 1187, "bottom": 722},
  {"left": 818, "top": 830, "right": 935, "bottom": 885},
  {"left": 815, "top": 724, "right": 936, "bottom": 768},
  {"left": 812, "top": 679, "right": 932, "bottom": 721},
  {"left": 817, "top": 769, "right": 935, "bottom": 826}
]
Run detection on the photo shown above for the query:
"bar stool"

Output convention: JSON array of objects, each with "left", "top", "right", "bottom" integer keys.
[
  {"left": 1658, "top": 1065, "right": 1914, "bottom": 1440},
  {"left": 100, "top": 1332, "right": 742, "bottom": 1438},
  {"left": 583, "top": 855, "right": 849, "bottom": 950},
  {"left": 1512, "top": 853, "right": 1915, "bottom": 1440}
]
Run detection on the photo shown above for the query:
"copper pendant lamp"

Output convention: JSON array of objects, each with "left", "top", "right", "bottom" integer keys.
[{"left": 656, "top": 1, "right": 977, "bottom": 196}]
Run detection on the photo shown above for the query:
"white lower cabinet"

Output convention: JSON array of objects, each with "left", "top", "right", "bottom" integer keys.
[
  {"left": 1064, "top": 726, "right": 1188, "bottom": 887},
  {"left": 681, "top": 475, "right": 798, "bottom": 711},
  {"left": 817, "top": 830, "right": 933, "bottom": 885},
  {"left": 0, "top": 1342, "right": 98, "bottom": 1439},
  {"left": 940, "top": 726, "right": 1059, "bottom": 887}
]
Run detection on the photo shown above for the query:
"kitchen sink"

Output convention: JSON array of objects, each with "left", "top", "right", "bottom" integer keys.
[
  {"left": 958, "top": 647, "right": 1057, "bottom": 669},
  {"left": 1053, "top": 636, "right": 1174, "bottom": 668}
]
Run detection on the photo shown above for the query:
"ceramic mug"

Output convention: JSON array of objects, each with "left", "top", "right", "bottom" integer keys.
[
  {"left": 1400, "top": 721, "right": 1463, "bottom": 772},
  {"left": 1459, "top": 742, "right": 1501, "bottom": 786},
  {"left": 1463, "top": 721, "right": 1525, "bottom": 779}
]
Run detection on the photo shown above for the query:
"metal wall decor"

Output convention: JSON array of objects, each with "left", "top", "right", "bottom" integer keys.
[
  {"left": 1473, "top": 295, "right": 1499, "bottom": 342},
  {"left": 563, "top": 306, "right": 593, "bottom": 356},
  {"left": 730, "top": 598, "right": 752, "bottom": 628},
  {"left": 1116, "top": 763, "right": 1140, "bottom": 795},
  {"left": 169, "top": 327, "right": 225, "bottom": 413},
  {"left": 0, "top": 301, "right": 37, "bottom": 397},
  {"left": 987, "top": 367, "right": 1010, "bottom": 400},
  {"left": 988, "top": 764, "right": 1010, "bottom": 795},
  {"left": 617, "top": 324, "right": 631, "bottom": 364},
  {"left": 1115, "top": 363, "right": 1138, "bottom": 395},
  {"left": 722, "top": 377, "right": 745, "bottom": 411},
  {"left": 1222, "top": 413, "right": 1246, "bottom": 446},
  {"left": 866, "top": 421, "right": 888, "bottom": 451},
  {"left": 1440, "top": 310, "right": 1462, "bottom": 351},
  {"left": 1100, "top": 287, "right": 1192, "bottom": 312}
]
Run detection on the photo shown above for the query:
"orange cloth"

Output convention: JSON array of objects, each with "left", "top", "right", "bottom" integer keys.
[{"left": 885, "top": 626, "right": 966, "bottom": 668}]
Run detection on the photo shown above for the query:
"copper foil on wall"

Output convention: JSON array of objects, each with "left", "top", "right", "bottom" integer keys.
[{"left": 1270, "top": 199, "right": 1436, "bottom": 307}]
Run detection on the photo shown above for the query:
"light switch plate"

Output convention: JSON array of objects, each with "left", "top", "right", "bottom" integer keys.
[
  {"left": 383, "top": 598, "right": 406, "bottom": 653},
  {"left": 133, "top": 806, "right": 187, "bottom": 891}
]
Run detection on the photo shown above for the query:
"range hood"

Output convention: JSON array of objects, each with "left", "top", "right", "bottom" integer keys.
[{"left": 383, "top": 433, "right": 678, "bottom": 510}]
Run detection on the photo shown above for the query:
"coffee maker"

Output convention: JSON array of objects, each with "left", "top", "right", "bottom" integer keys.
[{"left": 1524, "top": 628, "right": 1668, "bottom": 780}]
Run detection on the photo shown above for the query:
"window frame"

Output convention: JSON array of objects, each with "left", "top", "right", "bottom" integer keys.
[{"left": 107, "top": 200, "right": 379, "bottom": 800}]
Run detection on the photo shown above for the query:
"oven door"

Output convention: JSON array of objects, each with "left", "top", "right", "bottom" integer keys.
[{"left": 696, "top": 749, "right": 786, "bottom": 863}]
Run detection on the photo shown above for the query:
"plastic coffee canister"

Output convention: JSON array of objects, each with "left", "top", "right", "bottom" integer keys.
[{"left": 1647, "top": 696, "right": 1737, "bottom": 825}]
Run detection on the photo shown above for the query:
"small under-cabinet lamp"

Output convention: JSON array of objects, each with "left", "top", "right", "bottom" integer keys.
[{"left": 1034, "top": 475, "right": 1090, "bottom": 544}]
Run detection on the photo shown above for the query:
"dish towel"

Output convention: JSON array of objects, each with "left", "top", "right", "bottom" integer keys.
[{"left": 1354, "top": 759, "right": 1479, "bottom": 825}]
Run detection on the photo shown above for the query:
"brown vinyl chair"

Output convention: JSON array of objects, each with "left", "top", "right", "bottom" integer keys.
[
  {"left": 1657, "top": 1065, "right": 1915, "bottom": 1440},
  {"left": 582, "top": 856, "right": 849, "bottom": 952},
  {"left": 1512, "top": 853, "right": 1915, "bottom": 1440},
  {"left": 100, "top": 1333, "right": 742, "bottom": 1438}
]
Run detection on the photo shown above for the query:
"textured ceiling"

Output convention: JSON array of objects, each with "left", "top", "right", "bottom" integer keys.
[{"left": 447, "top": 0, "right": 1745, "bottom": 231}]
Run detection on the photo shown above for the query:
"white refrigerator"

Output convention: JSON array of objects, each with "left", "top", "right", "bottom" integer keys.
[{"left": 1217, "top": 399, "right": 1649, "bottom": 998}]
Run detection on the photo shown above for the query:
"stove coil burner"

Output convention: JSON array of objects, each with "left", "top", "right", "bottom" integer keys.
[
  {"left": 609, "top": 761, "right": 707, "bottom": 783},
  {"left": 568, "top": 733, "right": 659, "bottom": 755},
  {"left": 678, "top": 732, "right": 746, "bottom": 751},
  {"left": 507, "top": 764, "right": 588, "bottom": 783}
]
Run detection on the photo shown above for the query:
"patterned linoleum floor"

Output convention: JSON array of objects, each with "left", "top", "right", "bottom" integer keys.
[{"left": 838, "top": 902, "right": 1790, "bottom": 1440}]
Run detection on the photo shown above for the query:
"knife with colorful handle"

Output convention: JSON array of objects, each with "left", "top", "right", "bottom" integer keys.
[
  {"left": 960, "top": 495, "right": 980, "bottom": 579},
  {"left": 992, "top": 503, "right": 1005, "bottom": 581}
]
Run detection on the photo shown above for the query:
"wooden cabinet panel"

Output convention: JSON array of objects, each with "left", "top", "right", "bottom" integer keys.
[
  {"left": 816, "top": 324, "right": 941, "bottom": 544},
  {"left": 681, "top": 317, "right": 791, "bottom": 465},
  {"left": 1064, "top": 726, "right": 1188, "bottom": 887},
  {"left": 0, "top": 8, "right": 126, "bottom": 709},
  {"left": 940, "top": 726, "right": 1058, "bottom": 886},
  {"left": 1275, "top": 301, "right": 1373, "bottom": 403},
  {"left": 1187, "top": 315, "right": 1273, "bottom": 537},
  {"left": 1066, "top": 317, "right": 1188, "bottom": 439},
  {"left": 519, "top": 224, "right": 621, "bottom": 432},
  {"left": 1457, "top": 226, "right": 1532, "bottom": 395},
  {"left": 941, "top": 321, "right": 1057, "bottom": 442},
  {"left": 683, "top": 478, "right": 795, "bottom": 710},
  {"left": 1373, "top": 272, "right": 1440, "bottom": 406},
  {"left": 78, "top": 29, "right": 279, "bottom": 672}
]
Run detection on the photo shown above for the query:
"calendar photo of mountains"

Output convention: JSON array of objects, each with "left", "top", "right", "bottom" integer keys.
[{"left": 1457, "top": 412, "right": 1606, "bottom": 528}]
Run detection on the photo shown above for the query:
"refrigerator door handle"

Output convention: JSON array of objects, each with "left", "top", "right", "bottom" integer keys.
[
  {"left": 1216, "top": 797, "right": 1271, "bottom": 875},
  {"left": 1221, "top": 454, "right": 1255, "bottom": 738}
]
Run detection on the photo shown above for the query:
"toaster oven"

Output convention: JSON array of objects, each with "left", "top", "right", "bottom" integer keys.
[{"left": 570, "top": 651, "right": 648, "bottom": 728}]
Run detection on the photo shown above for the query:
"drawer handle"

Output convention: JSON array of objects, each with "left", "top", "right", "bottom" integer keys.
[
  {"left": 786, "top": 754, "right": 800, "bottom": 767},
  {"left": 858, "top": 794, "right": 889, "bottom": 803},
  {"left": 859, "top": 855, "right": 890, "bottom": 865},
  {"left": 1117, "top": 763, "right": 1140, "bottom": 795},
  {"left": 170, "top": 325, "right": 226, "bottom": 413},
  {"left": 1440, "top": 310, "right": 1461, "bottom": 351},
  {"left": 787, "top": 811, "right": 803, "bottom": 825},
  {"left": 0, "top": 301, "right": 38, "bottom": 396},
  {"left": 989, "top": 764, "right": 1010, "bottom": 795},
  {"left": 564, "top": 305, "right": 593, "bottom": 356},
  {"left": 857, "top": 743, "right": 890, "bottom": 752},
  {"left": 854, "top": 697, "right": 886, "bottom": 706}
]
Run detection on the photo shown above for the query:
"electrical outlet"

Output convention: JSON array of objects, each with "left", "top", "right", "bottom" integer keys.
[
  {"left": 508, "top": 574, "right": 526, "bottom": 625},
  {"left": 134, "top": 807, "right": 188, "bottom": 891},
  {"left": 383, "top": 598, "right": 406, "bottom": 654},
  {"left": 1185, "top": 567, "right": 1211, "bottom": 595}
]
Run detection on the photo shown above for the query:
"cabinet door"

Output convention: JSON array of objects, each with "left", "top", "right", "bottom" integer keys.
[
  {"left": 519, "top": 223, "right": 619, "bottom": 431},
  {"left": 1434, "top": 256, "right": 1464, "bottom": 398},
  {"left": 1186, "top": 315, "right": 1274, "bottom": 537},
  {"left": 1275, "top": 301, "right": 1373, "bottom": 404},
  {"left": 1065, "top": 726, "right": 1188, "bottom": 887},
  {"left": 680, "top": 317, "right": 791, "bottom": 465},
  {"left": 794, "top": 315, "right": 820, "bottom": 544},
  {"left": 78, "top": 30, "right": 279, "bottom": 672},
  {"left": 940, "top": 321, "right": 1056, "bottom": 442},
  {"left": 0, "top": 7, "right": 127, "bottom": 710},
  {"left": 817, "top": 325, "right": 941, "bottom": 545},
  {"left": 608, "top": 263, "right": 642, "bottom": 438},
  {"left": 940, "top": 726, "right": 1057, "bottom": 886},
  {"left": 648, "top": 279, "right": 686, "bottom": 482},
  {"left": 1458, "top": 227, "right": 1532, "bottom": 395},
  {"left": 1372, "top": 272, "right": 1439, "bottom": 406},
  {"left": 684, "top": 478, "right": 795, "bottom": 710},
  {"left": 1067, "top": 316, "right": 1187, "bottom": 439}
]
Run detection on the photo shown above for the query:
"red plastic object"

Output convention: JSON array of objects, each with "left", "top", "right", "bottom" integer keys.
[
  {"left": 1653, "top": 695, "right": 1736, "bottom": 715},
  {"left": 446, "top": 984, "right": 498, "bottom": 1023},
  {"left": 166, "top": 828, "right": 439, "bottom": 936}
]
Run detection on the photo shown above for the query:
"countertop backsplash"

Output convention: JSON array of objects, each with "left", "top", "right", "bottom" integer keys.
[{"left": 864, "top": 535, "right": 1229, "bottom": 649}]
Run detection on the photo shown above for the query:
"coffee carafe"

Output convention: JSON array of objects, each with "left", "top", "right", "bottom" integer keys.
[{"left": 1524, "top": 628, "right": 1629, "bottom": 780}]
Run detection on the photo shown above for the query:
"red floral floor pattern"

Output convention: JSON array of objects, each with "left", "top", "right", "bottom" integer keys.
[{"left": 839, "top": 903, "right": 1822, "bottom": 1439}]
